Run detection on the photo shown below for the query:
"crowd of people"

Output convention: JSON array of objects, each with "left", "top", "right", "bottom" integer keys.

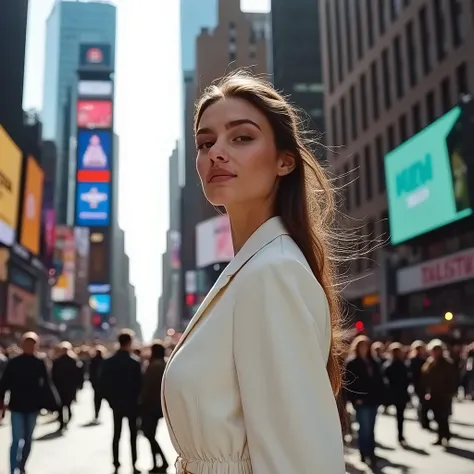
[{"left": 0, "top": 331, "right": 473, "bottom": 474}]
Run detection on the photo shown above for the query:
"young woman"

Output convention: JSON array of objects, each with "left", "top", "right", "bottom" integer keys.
[{"left": 162, "top": 72, "right": 346, "bottom": 473}]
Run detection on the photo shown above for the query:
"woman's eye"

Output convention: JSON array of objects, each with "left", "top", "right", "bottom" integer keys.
[
  {"left": 197, "top": 141, "right": 213, "bottom": 150},
  {"left": 233, "top": 135, "right": 253, "bottom": 143}
]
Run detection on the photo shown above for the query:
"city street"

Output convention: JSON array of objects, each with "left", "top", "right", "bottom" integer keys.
[{"left": 0, "top": 384, "right": 473, "bottom": 474}]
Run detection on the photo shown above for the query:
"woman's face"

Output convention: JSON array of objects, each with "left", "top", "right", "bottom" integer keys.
[{"left": 195, "top": 97, "right": 294, "bottom": 210}]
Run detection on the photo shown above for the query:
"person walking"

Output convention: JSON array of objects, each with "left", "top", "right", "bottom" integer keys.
[
  {"left": 141, "top": 342, "right": 168, "bottom": 473},
  {"left": 100, "top": 330, "right": 142, "bottom": 474},
  {"left": 89, "top": 345, "right": 106, "bottom": 423},
  {"left": 0, "top": 332, "right": 59, "bottom": 474}
]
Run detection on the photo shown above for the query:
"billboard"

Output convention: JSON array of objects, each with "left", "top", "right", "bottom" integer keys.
[
  {"left": 0, "top": 248, "right": 9, "bottom": 282},
  {"left": 385, "top": 106, "right": 473, "bottom": 245},
  {"left": 77, "top": 130, "right": 111, "bottom": 178},
  {"left": 0, "top": 126, "right": 23, "bottom": 245},
  {"left": 75, "top": 182, "right": 110, "bottom": 226},
  {"left": 52, "top": 226, "right": 75, "bottom": 302},
  {"left": 196, "top": 215, "right": 234, "bottom": 268},
  {"left": 42, "top": 208, "right": 56, "bottom": 267},
  {"left": 79, "top": 44, "right": 112, "bottom": 70},
  {"left": 78, "top": 80, "right": 113, "bottom": 98},
  {"left": 20, "top": 157, "right": 44, "bottom": 254},
  {"left": 6, "top": 284, "right": 37, "bottom": 327},
  {"left": 77, "top": 100, "right": 112, "bottom": 129},
  {"left": 89, "top": 294, "right": 111, "bottom": 314},
  {"left": 88, "top": 231, "right": 110, "bottom": 284}
]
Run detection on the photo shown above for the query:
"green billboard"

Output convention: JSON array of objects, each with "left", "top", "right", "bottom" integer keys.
[{"left": 385, "top": 106, "right": 472, "bottom": 245}]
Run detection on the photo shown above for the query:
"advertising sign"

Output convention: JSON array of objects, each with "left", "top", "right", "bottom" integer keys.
[
  {"left": 76, "top": 130, "right": 111, "bottom": 183},
  {"left": 88, "top": 231, "right": 110, "bottom": 284},
  {"left": 6, "top": 284, "right": 36, "bottom": 327},
  {"left": 385, "top": 106, "right": 472, "bottom": 245},
  {"left": 170, "top": 231, "right": 181, "bottom": 269},
  {"left": 0, "top": 126, "right": 23, "bottom": 245},
  {"left": 75, "top": 183, "right": 110, "bottom": 226},
  {"left": 89, "top": 294, "right": 111, "bottom": 314},
  {"left": 196, "top": 215, "right": 234, "bottom": 268},
  {"left": 20, "top": 157, "right": 44, "bottom": 254},
  {"left": 42, "top": 208, "right": 56, "bottom": 267},
  {"left": 397, "top": 247, "right": 474, "bottom": 295},
  {"left": 0, "top": 248, "right": 9, "bottom": 282},
  {"left": 53, "top": 305, "right": 79, "bottom": 323},
  {"left": 77, "top": 100, "right": 112, "bottom": 129},
  {"left": 52, "top": 226, "right": 75, "bottom": 302},
  {"left": 78, "top": 80, "right": 113, "bottom": 98},
  {"left": 74, "top": 227, "right": 90, "bottom": 305},
  {"left": 79, "top": 44, "right": 112, "bottom": 70}
]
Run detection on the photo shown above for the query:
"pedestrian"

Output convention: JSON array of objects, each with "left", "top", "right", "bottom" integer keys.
[
  {"left": 0, "top": 332, "right": 59, "bottom": 474},
  {"left": 141, "top": 342, "right": 168, "bottom": 473},
  {"left": 52, "top": 341, "right": 83, "bottom": 432},
  {"left": 408, "top": 341, "right": 430, "bottom": 429},
  {"left": 100, "top": 329, "right": 142, "bottom": 474},
  {"left": 89, "top": 345, "right": 106, "bottom": 423}
]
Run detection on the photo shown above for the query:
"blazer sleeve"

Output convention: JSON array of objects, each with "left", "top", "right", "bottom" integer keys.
[{"left": 233, "top": 258, "right": 345, "bottom": 474}]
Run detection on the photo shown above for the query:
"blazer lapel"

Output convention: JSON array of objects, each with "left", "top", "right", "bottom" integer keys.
[{"left": 167, "top": 216, "right": 289, "bottom": 364}]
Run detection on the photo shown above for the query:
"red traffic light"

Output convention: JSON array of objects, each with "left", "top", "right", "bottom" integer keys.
[
  {"left": 92, "top": 314, "right": 101, "bottom": 327},
  {"left": 355, "top": 321, "right": 365, "bottom": 332}
]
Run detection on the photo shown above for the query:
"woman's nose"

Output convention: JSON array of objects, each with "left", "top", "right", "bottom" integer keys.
[{"left": 208, "top": 142, "right": 228, "bottom": 162}]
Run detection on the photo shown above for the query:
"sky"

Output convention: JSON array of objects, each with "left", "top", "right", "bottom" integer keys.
[{"left": 23, "top": 0, "right": 270, "bottom": 340}]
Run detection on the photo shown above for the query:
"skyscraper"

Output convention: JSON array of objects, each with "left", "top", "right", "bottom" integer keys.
[{"left": 42, "top": 0, "right": 116, "bottom": 222}]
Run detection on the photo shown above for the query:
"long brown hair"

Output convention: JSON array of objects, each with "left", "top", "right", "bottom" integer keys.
[{"left": 194, "top": 71, "right": 345, "bottom": 397}]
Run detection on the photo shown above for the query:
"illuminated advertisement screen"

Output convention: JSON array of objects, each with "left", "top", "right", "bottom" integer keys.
[
  {"left": 0, "top": 126, "right": 23, "bottom": 245},
  {"left": 78, "top": 80, "right": 113, "bottom": 98},
  {"left": 89, "top": 231, "right": 110, "bottom": 284},
  {"left": 385, "top": 106, "right": 473, "bottom": 245},
  {"left": 20, "top": 157, "right": 44, "bottom": 254},
  {"left": 79, "top": 44, "right": 112, "bottom": 69},
  {"left": 77, "top": 100, "right": 112, "bottom": 129},
  {"left": 77, "top": 130, "right": 111, "bottom": 182},
  {"left": 89, "top": 294, "right": 111, "bottom": 314},
  {"left": 7, "top": 284, "right": 37, "bottom": 327},
  {"left": 75, "top": 182, "right": 110, "bottom": 226}
]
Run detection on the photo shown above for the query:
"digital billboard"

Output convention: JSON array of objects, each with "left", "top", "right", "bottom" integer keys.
[
  {"left": 77, "top": 130, "right": 111, "bottom": 182},
  {"left": 77, "top": 100, "right": 112, "bottom": 129},
  {"left": 75, "top": 183, "right": 110, "bottom": 226},
  {"left": 6, "top": 284, "right": 37, "bottom": 327},
  {"left": 78, "top": 80, "right": 113, "bottom": 98},
  {"left": 196, "top": 215, "right": 234, "bottom": 268},
  {"left": 20, "top": 157, "right": 44, "bottom": 254},
  {"left": 52, "top": 226, "right": 75, "bottom": 302},
  {"left": 88, "top": 231, "right": 110, "bottom": 284},
  {"left": 79, "top": 44, "right": 112, "bottom": 70},
  {"left": 89, "top": 294, "right": 111, "bottom": 314},
  {"left": 385, "top": 106, "right": 473, "bottom": 245},
  {"left": 0, "top": 126, "right": 23, "bottom": 245}
]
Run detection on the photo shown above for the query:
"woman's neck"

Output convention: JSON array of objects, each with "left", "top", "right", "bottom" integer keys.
[{"left": 228, "top": 205, "right": 275, "bottom": 254}]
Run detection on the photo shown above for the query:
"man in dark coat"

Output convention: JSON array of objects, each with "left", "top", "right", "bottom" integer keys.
[{"left": 100, "top": 330, "right": 142, "bottom": 474}]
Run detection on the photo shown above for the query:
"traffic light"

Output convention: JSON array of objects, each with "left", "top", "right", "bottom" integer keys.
[
  {"left": 92, "top": 314, "right": 102, "bottom": 328},
  {"left": 355, "top": 321, "right": 365, "bottom": 332}
]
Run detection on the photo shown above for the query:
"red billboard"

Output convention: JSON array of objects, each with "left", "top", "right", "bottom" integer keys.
[{"left": 77, "top": 100, "right": 112, "bottom": 128}]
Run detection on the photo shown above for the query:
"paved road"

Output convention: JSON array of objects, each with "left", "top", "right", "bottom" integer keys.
[{"left": 0, "top": 385, "right": 473, "bottom": 474}]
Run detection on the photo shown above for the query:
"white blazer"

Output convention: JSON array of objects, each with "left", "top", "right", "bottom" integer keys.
[{"left": 162, "top": 217, "right": 345, "bottom": 474}]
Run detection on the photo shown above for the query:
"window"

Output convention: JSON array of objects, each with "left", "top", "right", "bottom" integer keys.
[
  {"left": 366, "top": 220, "right": 375, "bottom": 266},
  {"left": 350, "top": 85, "right": 358, "bottom": 140},
  {"left": 399, "top": 114, "right": 408, "bottom": 142},
  {"left": 406, "top": 21, "right": 417, "bottom": 87},
  {"left": 360, "top": 74, "right": 368, "bottom": 130},
  {"left": 344, "top": 0, "right": 353, "bottom": 71},
  {"left": 449, "top": 0, "right": 463, "bottom": 47},
  {"left": 387, "top": 124, "right": 395, "bottom": 151},
  {"left": 370, "top": 61, "right": 380, "bottom": 120},
  {"left": 379, "top": 0, "right": 387, "bottom": 34},
  {"left": 331, "top": 106, "right": 339, "bottom": 145},
  {"left": 394, "top": 35, "right": 404, "bottom": 98},
  {"left": 426, "top": 90, "right": 436, "bottom": 123},
  {"left": 249, "top": 27, "right": 257, "bottom": 44},
  {"left": 433, "top": 0, "right": 447, "bottom": 61},
  {"left": 355, "top": 0, "right": 364, "bottom": 59},
  {"left": 382, "top": 48, "right": 392, "bottom": 110},
  {"left": 334, "top": 0, "right": 344, "bottom": 83},
  {"left": 412, "top": 102, "right": 422, "bottom": 133},
  {"left": 364, "top": 145, "right": 373, "bottom": 200},
  {"left": 326, "top": 2, "right": 335, "bottom": 91},
  {"left": 367, "top": 0, "right": 375, "bottom": 47},
  {"left": 390, "top": 0, "right": 402, "bottom": 21},
  {"left": 419, "top": 6, "right": 432, "bottom": 74},
  {"left": 340, "top": 97, "right": 348, "bottom": 144},
  {"left": 456, "top": 62, "right": 468, "bottom": 96},
  {"left": 440, "top": 76, "right": 451, "bottom": 113},
  {"left": 354, "top": 154, "right": 362, "bottom": 207},
  {"left": 375, "top": 135, "right": 385, "bottom": 193},
  {"left": 343, "top": 163, "right": 351, "bottom": 210},
  {"left": 381, "top": 210, "right": 390, "bottom": 240},
  {"left": 229, "top": 51, "right": 236, "bottom": 62}
]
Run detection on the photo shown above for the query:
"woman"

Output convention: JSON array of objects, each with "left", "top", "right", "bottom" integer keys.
[
  {"left": 161, "top": 72, "right": 346, "bottom": 473},
  {"left": 141, "top": 342, "right": 168, "bottom": 473},
  {"left": 345, "top": 336, "right": 384, "bottom": 468},
  {"left": 89, "top": 345, "right": 106, "bottom": 422}
]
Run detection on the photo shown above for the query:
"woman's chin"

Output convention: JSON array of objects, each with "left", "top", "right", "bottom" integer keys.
[{"left": 204, "top": 190, "right": 234, "bottom": 208}]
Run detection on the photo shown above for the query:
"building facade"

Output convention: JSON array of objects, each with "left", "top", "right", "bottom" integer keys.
[{"left": 320, "top": 0, "right": 474, "bottom": 336}]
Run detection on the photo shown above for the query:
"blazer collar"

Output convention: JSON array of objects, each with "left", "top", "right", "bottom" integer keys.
[{"left": 168, "top": 216, "right": 289, "bottom": 363}]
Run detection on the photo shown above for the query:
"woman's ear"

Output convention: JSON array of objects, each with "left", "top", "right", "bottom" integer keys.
[{"left": 277, "top": 151, "right": 296, "bottom": 177}]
